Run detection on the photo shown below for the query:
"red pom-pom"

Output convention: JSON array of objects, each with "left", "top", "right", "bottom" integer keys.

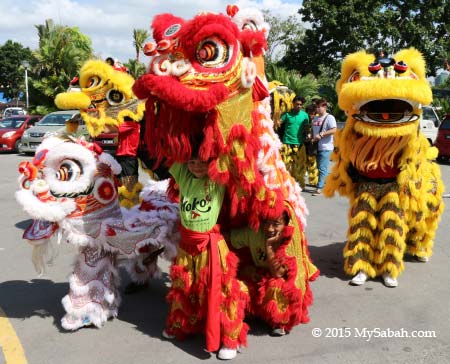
[{"left": 226, "top": 4, "right": 239, "bottom": 17}]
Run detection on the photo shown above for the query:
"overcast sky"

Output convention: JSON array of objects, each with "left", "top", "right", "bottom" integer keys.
[{"left": 0, "top": 0, "right": 303, "bottom": 64}]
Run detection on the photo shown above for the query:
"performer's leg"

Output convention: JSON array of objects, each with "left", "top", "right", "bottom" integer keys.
[
  {"left": 218, "top": 242, "right": 249, "bottom": 350},
  {"left": 344, "top": 189, "right": 377, "bottom": 280},
  {"left": 281, "top": 144, "right": 295, "bottom": 178},
  {"left": 405, "top": 171, "right": 443, "bottom": 261},
  {"left": 116, "top": 155, "right": 142, "bottom": 208},
  {"left": 164, "top": 249, "right": 207, "bottom": 339},
  {"left": 61, "top": 247, "right": 120, "bottom": 330},
  {"left": 375, "top": 188, "right": 407, "bottom": 280},
  {"left": 307, "top": 155, "right": 318, "bottom": 186},
  {"left": 295, "top": 145, "right": 307, "bottom": 189}
]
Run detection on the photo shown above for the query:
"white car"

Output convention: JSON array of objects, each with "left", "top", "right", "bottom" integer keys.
[
  {"left": 2, "top": 107, "right": 27, "bottom": 118},
  {"left": 420, "top": 106, "right": 440, "bottom": 145},
  {"left": 20, "top": 110, "right": 81, "bottom": 154}
]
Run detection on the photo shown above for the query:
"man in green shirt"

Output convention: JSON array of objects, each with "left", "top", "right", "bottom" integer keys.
[{"left": 280, "top": 96, "right": 309, "bottom": 188}]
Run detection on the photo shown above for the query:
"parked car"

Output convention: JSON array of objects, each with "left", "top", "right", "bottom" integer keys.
[
  {"left": 420, "top": 106, "right": 440, "bottom": 145},
  {"left": 92, "top": 131, "right": 118, "bottom": 154},
  {"left": 0, "top": 115, "right": 41, "bottom": 152},
  {"left": 46, "top": 113, "right": 89, "bottom": 140},
  {"left": 434, "top": 114, "right": 450, "bottom": 162},
  {"left": 2, "top": 107, "right": 27, "bottom": 118},
  {"left": 20, "top": 110, "right": 80, "bottom": 154}
]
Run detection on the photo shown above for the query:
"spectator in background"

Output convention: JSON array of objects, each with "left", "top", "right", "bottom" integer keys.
[
  {"left": 106, "top": 57, "right": 130, "bottom": 73},
  {"left": 311, "top": 99, "right": 337, "bottom": 196},
  {"left": 279, "top": 96, "right": 309, "bottom": 188}
]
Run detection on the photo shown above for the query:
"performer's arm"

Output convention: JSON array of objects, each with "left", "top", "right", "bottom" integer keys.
[{"left": 265, "top": 235, "right": 287, "bottom": 278}]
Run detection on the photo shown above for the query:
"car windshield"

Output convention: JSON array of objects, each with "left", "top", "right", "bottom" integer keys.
[
  {"left": 423, "top": 108, "right": 439, "bottom": 127},
  {"left": 440, "top": 117, "right": 450, "bottom": 130},
  {"left": 0, "top": 117, "right": 26, "bottom": 128},
  {"left": 39, "top": 114, "right": 74, "bottom": 126},
  {"left": 4, "top": 109, "right": 25, "bottom": 117}
]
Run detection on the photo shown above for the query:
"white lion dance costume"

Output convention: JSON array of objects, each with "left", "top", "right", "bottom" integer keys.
[
  {"left": 324, "top": 48, "right": 444, "bottom": 287},
  {"left": 16, "top": 136, "right": 179, "bottom": 330}
]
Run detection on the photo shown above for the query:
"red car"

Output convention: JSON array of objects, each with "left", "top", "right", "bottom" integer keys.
[
  {"left": 92, "top": 132, "right": 118, "bottom": 154},
  {"left": 0, "top": 115, "right": 42, "bottom": 152},
  {"left": 435, "top": 114, "right": 450, "bottom": 162}
]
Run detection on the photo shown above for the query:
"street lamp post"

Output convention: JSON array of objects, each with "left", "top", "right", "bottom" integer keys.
[{"left": 21, "top": 61, "right": 30, "bottom": 110}]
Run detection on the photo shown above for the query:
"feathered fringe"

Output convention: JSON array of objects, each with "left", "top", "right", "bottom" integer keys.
[
  {"left": 165, "top": 244, "right": 247, "bottom": 347},
  {"left": 61, "top": 249, "right": 120, "bottom": 330},
  {"left": 30, "top": 238, "right": 59, "bottom": 276}
]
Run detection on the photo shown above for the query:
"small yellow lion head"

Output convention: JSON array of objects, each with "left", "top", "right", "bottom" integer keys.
[{"left": 55, "top": 60, "right": 145, "bottom": 137}]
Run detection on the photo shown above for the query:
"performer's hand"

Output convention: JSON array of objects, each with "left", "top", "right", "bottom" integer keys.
[
  {"left": 268, "top": 259, "right": 287, "bottom": 278},
  {"left": 266, "top": 234, "right": 283, "bottom": 249}
]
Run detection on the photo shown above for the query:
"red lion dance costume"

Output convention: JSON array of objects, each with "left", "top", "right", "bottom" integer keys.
[{"left": 133, "top": 5, "right": 317, "bottom": 355}]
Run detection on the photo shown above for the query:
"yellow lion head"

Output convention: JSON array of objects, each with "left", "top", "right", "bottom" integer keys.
[
  {"left": 55, "top": 60, "right": 145, "bottom": 137},
  {"left": 337, "top": 48, "right": 432, "bottom": 139}
]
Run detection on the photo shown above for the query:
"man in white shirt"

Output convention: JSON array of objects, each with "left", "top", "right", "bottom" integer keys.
[{"left": 311, "top": 99, "right": 337, "bottom": 195}]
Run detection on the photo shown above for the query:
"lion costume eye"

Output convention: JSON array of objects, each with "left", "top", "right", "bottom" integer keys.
[
  {"left": 196, "top": 37, "right": 229, "bottom": 68},
  {"left": 86, "top": 76, "right": 101, "bottom": 88},
  {"left": 56, "top": 160, "right": 82, "bottom": 181},
  {"left": 348, "top": 71, "right": 360, "bottom": 82},
  {"left": 242, "top": 20, "right": 258, "bottom": 31},
  {"left": 106, "top": 89, "right": 125, "bottom": 105}
]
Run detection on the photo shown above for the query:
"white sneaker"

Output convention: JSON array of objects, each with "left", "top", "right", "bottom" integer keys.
[
  {"left": 271, "top": 328, "right": 286, "bottom": 336},
  {"left": 217, "top": 346, "right": 237, "bottom": 360},
  {"left": 417, "top": 256, "right": 429, "bottom": 262},
  {"left": 162, "top": 329, "right": 175, "bottom": 339},
  {"left": 382, "top": 273, "right": 398, "bottom": 288},
  {"left": 350, "top": 271, "right": 368, "bottom": 286}
]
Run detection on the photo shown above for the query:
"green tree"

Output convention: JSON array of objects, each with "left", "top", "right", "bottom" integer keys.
[
  {"left": 262, "top": 10, "right": 305, "bottom": 67},
  {"left": 32, "top": 19, "right": 93, "bottom": 112},
  {"left": 265, "top": 63, "right": 319, "bottom": 102},
  {"left": 285, "top": 0, "right": 450, "bottom": 78},
  {"left": 0, "top": 41, "right": 34, "bottom": 100},
  {"left": 132, "top": 29, "right": 150, "bottom": 63},
  {"left": 125, "top": 59, "right": 147, "bottom": 79}
]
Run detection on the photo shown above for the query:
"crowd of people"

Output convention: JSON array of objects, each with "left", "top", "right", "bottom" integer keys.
[{"left": 279, "top": 97, "right": 337, "bottom": 195}]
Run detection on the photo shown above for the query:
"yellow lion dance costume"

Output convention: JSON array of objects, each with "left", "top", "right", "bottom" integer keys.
[
  {"left": 324, "top": 48, "right": 444, "bottom": 287},
  {"left": 55, "top": 60, "right": 146, "bottom": 208}
]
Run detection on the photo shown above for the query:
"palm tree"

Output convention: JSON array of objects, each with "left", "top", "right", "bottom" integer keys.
[
  {"left": 266, "top": 63, "right": 319, "bottom": 102},
  {"left": 32, "top": 19, "right": 93, "bottom": 111},
  {"left": 133, "top": 29, "right": 150, "bottom": 63},
  {"left": 125, "top": 59, "right": 147, "bottom": 79}
]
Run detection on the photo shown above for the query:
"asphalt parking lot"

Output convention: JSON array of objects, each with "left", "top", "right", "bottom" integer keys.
[{"left": 0, "top": 152, "right": 449, "bottom": 364}]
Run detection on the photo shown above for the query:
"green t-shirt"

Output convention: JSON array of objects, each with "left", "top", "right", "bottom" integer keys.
[
  {"left": 230, "top": 228, "right": 269, "bottom": 268},
  {"left": 170, "top": 163, "right": 225, "bottom": 232},
  {"left": 281, "top": 110, "right": 309, "bottom": 145}
]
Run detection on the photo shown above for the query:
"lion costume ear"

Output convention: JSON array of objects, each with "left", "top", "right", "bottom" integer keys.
[
  {"left": 239, "top": 29, "right": 267, "bottom": 57},
  {"left": 151, "top": 13, "right": 186, "bottom": 43},
  {"left": 393, "top": 48, "right": 427, "bottom": 80}
]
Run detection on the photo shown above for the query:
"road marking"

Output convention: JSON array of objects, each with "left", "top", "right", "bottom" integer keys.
[{"left": 0, "top": 306, "right": 27, "bottom": 364}]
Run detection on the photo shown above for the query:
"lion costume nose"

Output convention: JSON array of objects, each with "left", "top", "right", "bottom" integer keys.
[{"left": 18, "top": 161, "right": 38, "bottom": 181}]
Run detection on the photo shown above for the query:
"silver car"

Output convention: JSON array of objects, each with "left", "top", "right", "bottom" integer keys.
[{"left": 20, "top": 110, "right": 80, "bottom": 154}]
